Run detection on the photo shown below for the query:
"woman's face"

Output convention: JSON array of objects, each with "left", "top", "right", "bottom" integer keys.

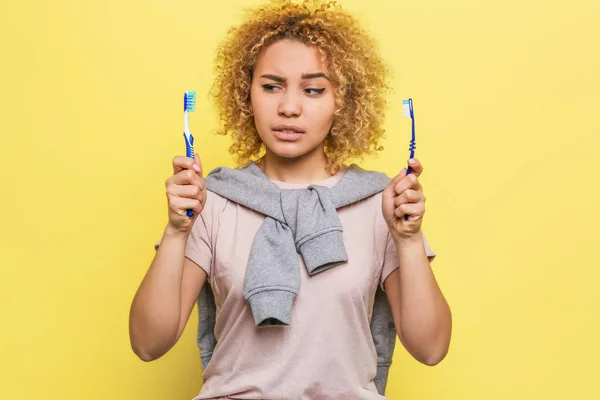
[{"left": 250, "top": 39, "right": 336, "bottom": 160}]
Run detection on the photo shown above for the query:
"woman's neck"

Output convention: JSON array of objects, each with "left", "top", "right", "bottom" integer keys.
[{"left": 258, "top": 147, "right": 332, "bottom": 184}]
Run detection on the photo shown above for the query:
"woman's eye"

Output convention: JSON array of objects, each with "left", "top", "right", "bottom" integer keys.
[
  {"left": 262, "top": 84, "right": 279, "bottom": 91},
  {"left": 305, "top": 88, "right": 325, "bottom": 95}
]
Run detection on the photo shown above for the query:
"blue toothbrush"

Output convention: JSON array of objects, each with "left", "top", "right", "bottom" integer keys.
[
  {"left": 183, "top": 90, "right": 196, "bottom": 217},
  {"left": 402, "top": 98, "right": 416, "bottom": 220}
]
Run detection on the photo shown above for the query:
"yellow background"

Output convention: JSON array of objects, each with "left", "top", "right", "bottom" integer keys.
[{"left": 1, "top": 0, "right": 599, "bottom": 399}]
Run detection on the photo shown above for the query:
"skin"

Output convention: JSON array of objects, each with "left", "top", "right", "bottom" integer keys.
[
  {"left": 251, "top": 39, "right": 336, "bottom": 183},
  {"left": 381, "top": 162, "right": 452, "bottom": 365},
  {"left": 129, "top": 39, "right": 451, "bottom": 367}
]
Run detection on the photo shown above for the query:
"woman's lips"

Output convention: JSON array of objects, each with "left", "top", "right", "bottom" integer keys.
[{"left": 273, "top": 129, "right": 304, "bottom": 141}]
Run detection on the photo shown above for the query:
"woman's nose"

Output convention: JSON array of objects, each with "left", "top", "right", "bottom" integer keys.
[{"left": 278, "top": 90, "right": 302, "bottom": 117}]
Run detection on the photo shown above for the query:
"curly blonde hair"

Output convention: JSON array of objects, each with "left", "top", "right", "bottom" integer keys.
[{"left": 211, "top": 0, "right": 391, "bottom": 173}]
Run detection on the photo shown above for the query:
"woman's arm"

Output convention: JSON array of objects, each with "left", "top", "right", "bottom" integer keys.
[
  {"left": 381, "top": 158, "right": 452, "bottom": 365},
  {"left": 384, "top": 234, "right": 451, "bottom": 365},
  {"left": 129, "top": 154, "right": 208, "bottom": 361},
  {"left": 129, "top": 226, "right": 207, "bottom": 361}
]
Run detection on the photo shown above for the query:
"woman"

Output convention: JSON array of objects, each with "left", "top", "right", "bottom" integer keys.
[{"left": 129, "top": 1, "right": 452, "bottom": 399}]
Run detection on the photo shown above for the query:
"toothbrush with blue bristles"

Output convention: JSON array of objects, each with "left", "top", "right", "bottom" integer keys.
[
  {"left": 402, "top": 98, "right": 416, "bottom": 221},
  {"left": 183, "top": 90, "right": 196, "bottom": 217}
]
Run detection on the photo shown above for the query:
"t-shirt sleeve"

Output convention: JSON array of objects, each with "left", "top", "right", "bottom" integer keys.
[
  {"left": 154, "top": 192, "right": 215, "bottom": 277},
  {"left": 184, "top": 210, "right": 213, "bottom": 277},
  {"left": 380, "top": 229, "right": 437, "bottom": 290}
]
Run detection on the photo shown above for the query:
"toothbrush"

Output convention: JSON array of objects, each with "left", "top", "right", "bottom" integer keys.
[
  {"left": 183, "top": 90, "right": 196, "bottom": 217},
  {"left": 402, "top": 98, "right": 416, "bottom": 220}
]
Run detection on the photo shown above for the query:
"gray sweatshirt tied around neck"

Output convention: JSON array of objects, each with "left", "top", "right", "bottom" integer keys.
[{"left": 192, "top": 162, "right": 397, "bottom": 395}]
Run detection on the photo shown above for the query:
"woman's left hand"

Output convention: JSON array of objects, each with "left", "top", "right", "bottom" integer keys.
[{"left": 382, "top": 158, "right": 426, "bottom": 240}]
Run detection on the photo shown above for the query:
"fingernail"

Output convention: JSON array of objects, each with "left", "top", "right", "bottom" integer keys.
[
  {"left": 193, "top": 164, "right": 201, "bottom": 172},
  {"left": 399, "top": 168, "right": 406, "bottom": 176},
  {"left": 409, "top": 159, "right": 416, "bottom": 164}
]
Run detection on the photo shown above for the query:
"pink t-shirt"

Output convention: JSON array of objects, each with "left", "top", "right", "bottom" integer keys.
[{"left": 185, "top": 170, "right": 436, "bottom": 400}]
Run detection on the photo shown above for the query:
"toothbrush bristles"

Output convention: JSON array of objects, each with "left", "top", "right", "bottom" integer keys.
[
  {"left": 184, "top": 91, "right": 197, "bottom": 112},
  {"left": 402, "top": 99, "right": 411, "bottom": 119}
]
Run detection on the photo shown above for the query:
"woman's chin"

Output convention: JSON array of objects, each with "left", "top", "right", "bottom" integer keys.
[
  {"left": 266, "top": 142, "right": 313, "bottom": 160},
  {"left": 270, "top": 149, "right": 308, "bottom": 160},
  {"left": 260, "top": 135, "right": 327, "bottom": 161}
]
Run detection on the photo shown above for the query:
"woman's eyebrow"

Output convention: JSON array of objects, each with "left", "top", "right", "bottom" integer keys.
[
  {"left": 302, "top": 72, "right": 329, "bottom": 81},
  {"left": 260, "top": 72, "right": 330, "bottom": 82},
  {"left": 260, "top": 74, "right": 286, "bottom": 83}
]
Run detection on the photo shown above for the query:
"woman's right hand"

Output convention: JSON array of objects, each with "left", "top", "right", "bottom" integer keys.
[{"left": 165, "top": 154, "right": 206, "bottom": 234}]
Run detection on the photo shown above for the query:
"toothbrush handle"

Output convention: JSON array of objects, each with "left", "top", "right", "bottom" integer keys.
[
  {"left": 184, "top": 132, "right": 195, "bottom": 218},
  {"left": 404, "top": 110, "right": 416, "bottom": 220},
  {"left": 404, "top": 167, "right": 411, "bottom": 221}
]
